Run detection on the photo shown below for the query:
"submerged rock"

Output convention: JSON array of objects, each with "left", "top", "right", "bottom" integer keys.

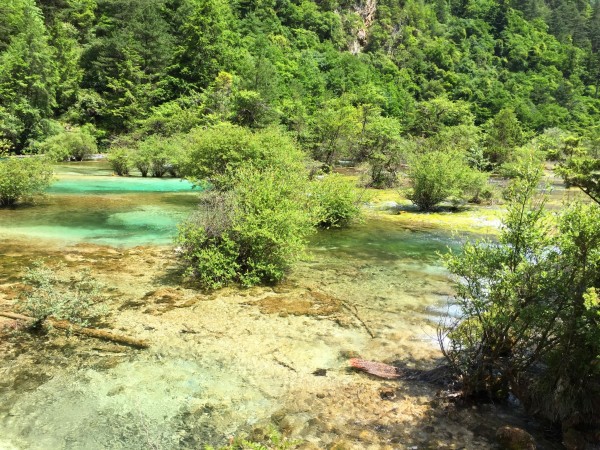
[{"left": 496, "top": 425, "right": 536, "bottom": 450}]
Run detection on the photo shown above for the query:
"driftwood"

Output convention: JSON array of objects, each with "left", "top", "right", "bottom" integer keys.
[
  {"left": 0, "top": 311, "right": 150, "bottom": 349},
  {"left": 0, "top": 311, "right": 31, "bottom": 321},
  {"left": 350, "top": 358, "right": 457, "bottom": 389},
  {"left": 349, "top": 358, "right": 401, "bottom": 379}
]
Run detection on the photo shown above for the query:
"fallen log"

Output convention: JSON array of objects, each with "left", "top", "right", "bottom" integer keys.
[
  {"left": 349, "top": 358, "right": 401, "bottom": 379},
  {"left": 0, "top": 311, "right": 31, "bottom": 321},
  {"left": 0, "top": 311, "right": 150, "bottom": 349}
]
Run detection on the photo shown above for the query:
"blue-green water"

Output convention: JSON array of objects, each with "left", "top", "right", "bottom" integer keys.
[
  {"left": 48, "top": 177, "right": 195, "bottom": 194},
  {"left": 0, "top": 162, "right": 200, "bottom": 246},
  {"left": 1, "top": 162, "right": 523, "bottom": 450},
  {"left": 48, "top": 165, "right": 195, "bottom": 194},
  {"left": 311, "top": 221, "right": 456, "bottom": 264}
]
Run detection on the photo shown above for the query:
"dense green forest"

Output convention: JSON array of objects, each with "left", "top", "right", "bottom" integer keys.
[
  {"left": 1, "top": 0, "right": 600, "bottom": 158},
  {"left": 2, "top": 0, "right": 600, "bottom": 447}
]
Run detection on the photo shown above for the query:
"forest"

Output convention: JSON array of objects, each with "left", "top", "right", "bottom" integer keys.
[
  {"left": 1, "top": 0, "right": 600, "bottom": 449},
  {"left": 0, "top": 0, "right": 599, "bottom": 154}
]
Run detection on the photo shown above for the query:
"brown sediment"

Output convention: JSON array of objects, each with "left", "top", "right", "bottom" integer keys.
[{"left": 251, "top": 289, "right": 341, "bottom": 317}]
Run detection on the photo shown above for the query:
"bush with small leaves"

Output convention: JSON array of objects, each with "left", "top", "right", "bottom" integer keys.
[
  {"left": 181, "top": 122, "right": 306, "bottom": 189},
  {"left": 407, "top": 151, "right": 488, "bottom": 211},
  {"left": 107, "top": 147, "right": 130, "bottom": 176},
  {"left": 441, "top": 171, "right": 600, "bottom": 430},
  {"left": 311, "top": 173, "right": 363, "bottom": 228},
  {"left": 499, "top": 144, "right": 545, "bottom": 180},
  {"left": 177, "top": 167, "right": 314, "bottom": 289},
  {"left": 133, "top": 135, "right": 184, "bottom": 177},
  {"left": 0, "top": 156, "right": 54, "bottom": 207},
  {"left": 18, "top": 261, "right": 109, "bottom": 326},
  {"left": 41, "top": 125, "right": 98, "bottom": 161},
  {"left": 204, "top": 429, "right": 300, "bottom": 449}
]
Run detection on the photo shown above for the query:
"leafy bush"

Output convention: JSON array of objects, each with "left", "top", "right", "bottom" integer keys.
[
  {"left": 441, "top": 170, "right": 600, "bottom": 430},
  {"left": 41, "top": 125, "right": 97, "bottom": 161},
  {"left": 177, "top": 167, "right": 314, "bottom": 289},
  {"left": 127, "top": 135, "right": 184, "bottom": 178},
  {"left": 406, "top": 151, "right": 487, "bottom": 211},
  {"left": 181, "top": 122, "right": 306, "bottom": 189},
  {"left": 232, "top": 89, "right": 277, "bottom": 128},
  {"left": 533, "top": 127, "right": 574, "bottom": 160},
  {"left": 136, "top": 137, "right": 168, "bottom": 177},
  {"left": 132, "top": 146, "right": 151, "bottom": 177},
  {"left": 18, "top": 261, "right": 109, "bottom": 326},
  {"left": 205, "top": 429, "right": 300, "bottom": 450},
  {"left": 556, "top": 133, "right": 600, "bottom": 205},
  {"left": 311, "top": 174, "right": 363, "bottom": 228},
  {"left": 135, "top": 97, "right": 204, "bottom": 137},
  {"left": 499, "top": 143, "right": 545, "bottom": 179},
  {"left": 360, "top": 116, "right": 407, "bottom": 188},
  {"left": 0, "top": 156, "right": 54, "bottom": 206},
  {"left": 308, "top": 98, "right": 359, "bottom": 166},
  {"left": 410, "top": 97, "right": 474, "bottom": 137},
  {"left": 482, "top": 108, "right": 525, "bottom": 166},
  {"left": 107, "top": 147, "right": 130, "bottom": 176}
]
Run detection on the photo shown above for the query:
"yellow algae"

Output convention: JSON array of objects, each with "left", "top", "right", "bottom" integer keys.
[{"left": 367, "top": 206, "right": 503, "bottom": 235}]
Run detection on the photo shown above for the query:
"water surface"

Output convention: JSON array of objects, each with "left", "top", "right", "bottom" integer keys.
[
  {"left": 0, "top": 163, "right": 474, "bottom": 449},
  {"left": 0, "top": 162, "right": 199, "bottom": 246}
]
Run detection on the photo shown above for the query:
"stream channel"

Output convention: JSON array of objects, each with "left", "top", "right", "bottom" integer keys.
[{"left": 0, "top": 162, "right": 558, "bottom": 449}]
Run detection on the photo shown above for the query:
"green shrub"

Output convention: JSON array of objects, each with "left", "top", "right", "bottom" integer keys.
[
  {"left": 482, "top": 108, "right": 525, "bottom": 166},
  {"left": 133, "top": 135, "right": 184, "bottom": 177},
  {"left": 181, "top": 122, "right": 306, "bottom": 189},
  {"left": 205, "top": 429, "right": 300, "bottom": 449},
  {"left": 359, "top": 116, "right": 408, "bottom": 188},
  {"left": 177, "top": 193, "right": 240, "bottom": 289},
  {"left": 441, "top": 173, "right": 600, "bottom": 429},
  {"left": 407, "top": 151, "right": 487, "bottom": 211},
  {"left": 177, "top": 167, "right": 314, "bottom": 289},
  {"left": 18, "top": 261, "right": 109, "bottom": 326},
  {"left": 107, "top": 147, "right": 130, "bottom": 176},
  {"left": 533, "top": 127, "right": 573, "bottom": 161},
  {"left": 133, "top": 146, "right": 152, "bottom": 177},
  {"left": 0, "top": 156, "right": 54, "bottom": 206},
  {"left": 41, "top": 125, "right": 98, "bottom": 161},
  {"left": 499, "top": 144, "right": 545, "bottom": 180},
  {"left": 311, "top": 173, "right": 363, "bottom": 228},
  {"left": 556, "top": 132, "right": 600, "bottom": 205},
  {"left": 137, "top": 137, "right": 168, "bottom": 177},
  {"left": 136, "top": 97, "right": 203, "bottom": 137}
]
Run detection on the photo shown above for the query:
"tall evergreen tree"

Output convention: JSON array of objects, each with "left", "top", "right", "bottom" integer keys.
[{"left": 0, "top": 0, "right": 58, "bottom": 151}]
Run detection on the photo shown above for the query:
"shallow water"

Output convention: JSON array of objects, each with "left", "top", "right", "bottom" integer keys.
[
  {"left": 0, "top": 162, "right": 199, "bottom": 246},
  {"left": 0, "top": 164, "right": 498, "bottom": 449},
  {"left": 48, "top": 163, "right": 194, "bottom": 194},
  {"left": 0, "top": 232, "right": 460, "bottom": 449}
]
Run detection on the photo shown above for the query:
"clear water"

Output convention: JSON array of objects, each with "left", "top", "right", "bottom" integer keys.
[
  {"left": 0, "top": 162, "right": 199, "bottom": 246},
  {"left": 0, "top": 163, "right": 478, "bottom": 449}
]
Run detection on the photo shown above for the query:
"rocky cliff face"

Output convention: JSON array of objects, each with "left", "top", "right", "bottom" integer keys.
[{"left": 348, "top": 0, "right": 377, "bottom": 54}]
